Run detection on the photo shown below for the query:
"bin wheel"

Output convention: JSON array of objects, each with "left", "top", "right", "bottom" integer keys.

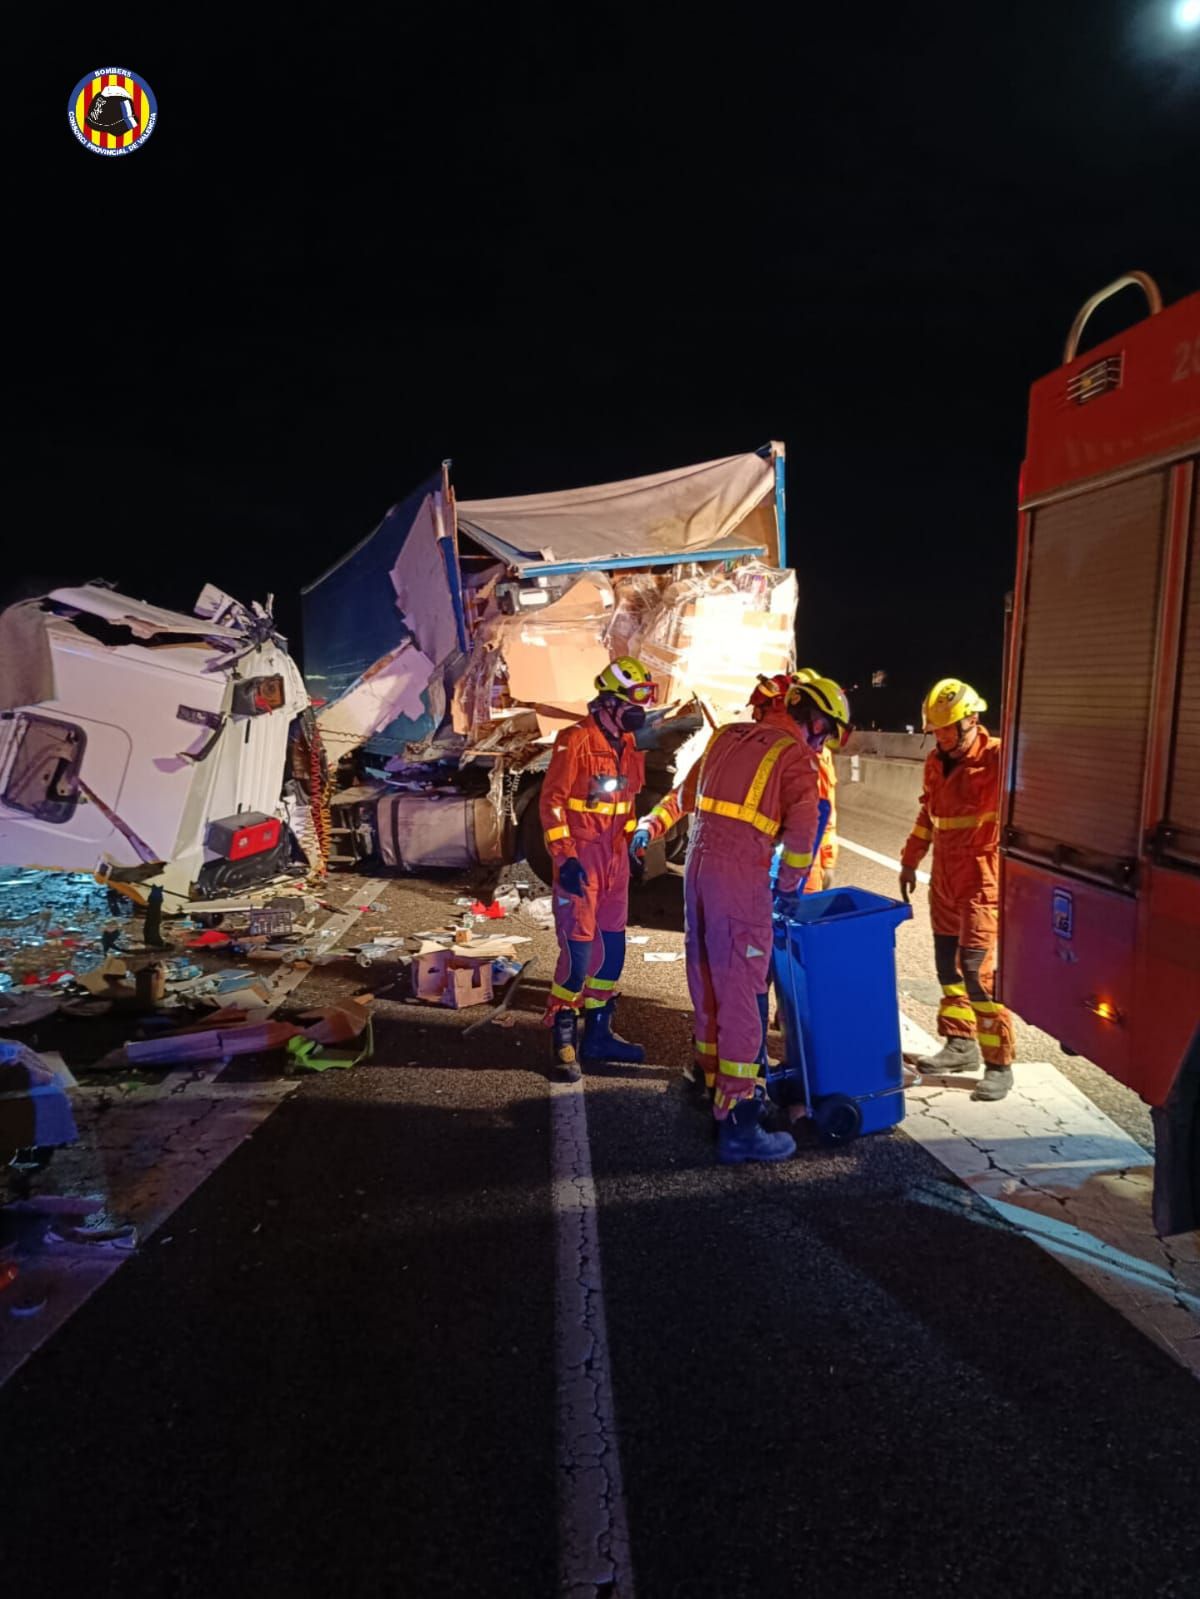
[{"left": 813, "top": 1094, "right": 862, "bottom": 1144}]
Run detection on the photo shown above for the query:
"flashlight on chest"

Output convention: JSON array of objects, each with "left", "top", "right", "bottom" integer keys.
[{"left": 588, "top": 773, "right": 629, "bottom": 803}]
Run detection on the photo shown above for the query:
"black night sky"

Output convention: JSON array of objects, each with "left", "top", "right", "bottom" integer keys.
[{"left": 14, "top": 7, "right": 1199, "bottom": 728}]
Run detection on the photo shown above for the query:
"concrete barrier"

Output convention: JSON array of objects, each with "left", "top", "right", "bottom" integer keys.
[
  {"left": 834, "top": 750, "right": 926, "bottom": 828},
  {"left": 844, "top": 730, "right": 931, "bottom": 762}
]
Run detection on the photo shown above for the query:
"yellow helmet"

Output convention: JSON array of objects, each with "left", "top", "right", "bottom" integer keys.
[
  {"left": 594, "top": 655, "right": 658, "bottom": 705},
  {"left": 922, "top": 678, "right": 987, "bottom": 732},
  {"left": 788, "top": 670, "right": 852, "bottom": 748}
]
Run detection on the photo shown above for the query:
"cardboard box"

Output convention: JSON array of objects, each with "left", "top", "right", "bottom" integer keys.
[
  {"left": 413, "top": 950, "right": 495, "bottom": 1009},
  {"left": 645, "top": 593, "right": 793, "bottom": 713}
]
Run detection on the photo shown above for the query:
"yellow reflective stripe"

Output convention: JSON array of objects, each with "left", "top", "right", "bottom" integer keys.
[
  {"left": 941, "top": 983, "right": 968, "bottom": 997},
  {"left": 567, "top": 797, "right": 633, "bottom": 816},
  {"left": 697, "top": 796, "right": 778, "bottom": 836},
  {"left": 972, "top": 1000, "right": 1001, "bottom": 1015},
  {"left": 930, "top": 811, "right": 998, "bottom": 831},
  {"left": 649, "top": 804, "right": 674, "bottom": 826},
  {"left": 587, "top": 977, "right": 617, "bottom": 992},
  {"left": 694, "top": 1039, "right": 717, "bottom": 1056},
  {"left": 695, "top": 735, "right": 792, "bottom": 838},
  {"left": 583, "top": 998, "right": 607, "bottom": 1010},
  {"left": 551, "top": 982, "right": 582, "bottom": 1004},
  {"left": 911, "top": 824, "right": 933, "bottom": 842},
  {"left": 545, "top": 825, "right": 571, "bottom": 842},
  {"left": 939, "top": 1005, "right": 976, "bottom": 1023},
  {"left": 780, "top": 847, "right": 814, "bottom": 870},
  {"left": 624, "top": 817, "right": 637, "bottom": 833},
  {"left": 717, "top": 1058, "right": 761, "bottom": 1079},
  {"left": 744, "top": 736, "right": 792, "bottom": 813},
  {"left": 978, "top": 1033, "right": 1002, "bottom": 1048}
]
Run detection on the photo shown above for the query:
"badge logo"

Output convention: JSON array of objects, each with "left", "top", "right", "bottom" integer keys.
[{"left": 68, "top": 68, "right": 157, "bottom": 156}]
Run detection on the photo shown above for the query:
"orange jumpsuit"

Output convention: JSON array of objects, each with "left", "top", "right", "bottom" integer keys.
[
  {"left": 900, "top": 726, "right": 1015, "bottom": 1066},
  {"left": 643, "top": 708, "right": 820, "bottom": 1118},
  {"left": 804, "top": 745, "right": 838, "bottom": 894},
  {"left": 540, "top": 716, "right": 645, "bottom": 1017}
]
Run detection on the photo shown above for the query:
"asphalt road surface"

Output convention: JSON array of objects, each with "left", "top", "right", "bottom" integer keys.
[{"left": 2, "top": 813, "right": 1198, "bottom": 1598}]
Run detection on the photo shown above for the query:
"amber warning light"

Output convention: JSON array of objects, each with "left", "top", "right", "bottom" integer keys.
[{"left": 1085, "top": 995, "right": 1124, "bottom": 1026}]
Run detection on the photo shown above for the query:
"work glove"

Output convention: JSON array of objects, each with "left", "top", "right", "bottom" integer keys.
[
  {"left": 899, "top": 864, "right": 917, "bottom": 903},
  {"left": 557, "top": 856, "right": 589, "bottom": 898},
  {"left": 629, "top": 826, "right": 651, "bottom": 864},
  {"left": 773, "top": 889, "right": 802, "bottom": 921}
]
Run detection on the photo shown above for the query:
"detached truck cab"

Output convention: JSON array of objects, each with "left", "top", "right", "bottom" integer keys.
[
  {"left": 0, "top": 584, "right": 312, "bottom": 905},
  {"left": 1000, "top": 275, "right": 1200, "bottom": 1234}
]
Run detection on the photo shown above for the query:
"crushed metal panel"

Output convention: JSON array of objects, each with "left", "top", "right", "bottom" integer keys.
[
  {"left": 316, "top": 642, "right": 436, "bottom": 763},
  {"left": 390, "top": 492, "right": 461, "bottom": 668},
  {"left": 300, "top": 472, "right": 441, "bottom": 711},
  {"left": 48, "top": 586, "right": 246, "bottom": 642}
]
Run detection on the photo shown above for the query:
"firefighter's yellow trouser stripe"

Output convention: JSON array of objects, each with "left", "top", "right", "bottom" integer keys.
[
  {"left": 940, "top": 1005, "right": 976, "bottom": 1024},
  {"left": 717, "top": 1059, "right": 761, "bottom": 1079},
  {"left": 551, "top": 982, "right": 582, "bottom": 1005},
  {"left": 978, "top": 1033, "right": 1002, "bottom": 1049}
]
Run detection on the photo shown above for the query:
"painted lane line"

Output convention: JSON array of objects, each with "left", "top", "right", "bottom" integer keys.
[
  {"left": 839, "top": 834, "right": 929, "bottom": 883},
  {"left": 551, "top": 1077, "right": 637, "bottom": 1599}
]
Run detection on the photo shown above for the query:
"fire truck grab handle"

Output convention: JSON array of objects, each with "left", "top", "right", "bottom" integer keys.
[{"left": 1063, "top": 271, "right": 1163, "bottom": 363}]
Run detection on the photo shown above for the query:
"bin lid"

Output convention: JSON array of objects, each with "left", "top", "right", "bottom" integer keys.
[{"left": 777, "top": 887, "right": 912, "bottom": 929}]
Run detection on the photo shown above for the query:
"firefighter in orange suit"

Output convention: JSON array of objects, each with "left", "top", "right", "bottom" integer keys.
[
  {"left": 632, "top": 675, "right": 852, "bottom": 1163},
  {"left": 540, "top": 656, "right": 657, "bottom": 1073},
  {"left": 899, "top": 677, "right": 1016, "bottom": 1101},
  {"left": 751, "top": 669, "right": 843, "bottom": 891}
]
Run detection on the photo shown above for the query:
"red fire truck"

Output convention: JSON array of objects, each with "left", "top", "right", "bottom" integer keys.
[{"left": 1000, "top": 273, "right": 1199, "bottom": 1235}]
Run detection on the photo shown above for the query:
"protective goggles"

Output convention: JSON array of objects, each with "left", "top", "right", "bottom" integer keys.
[{"left": 616, "top": 680, "right": 658, "bottom": 706}]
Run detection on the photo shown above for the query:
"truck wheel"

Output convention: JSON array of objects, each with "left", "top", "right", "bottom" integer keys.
[
  {"left": 812, "top": 1094, "right": 862, "bottom": 1144},
  {"left": 517, "top": 793, "right": 554, "bottom": 889}
]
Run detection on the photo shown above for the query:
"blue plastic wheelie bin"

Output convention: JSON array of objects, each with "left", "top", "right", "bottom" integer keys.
[{"left": 767, "top": 886, "right": 913, "bottom": 1143}]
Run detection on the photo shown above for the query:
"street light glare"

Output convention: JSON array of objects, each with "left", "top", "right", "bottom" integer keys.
[{"left": 1174, "top": 0, "right": 1200, "bottom": 29}]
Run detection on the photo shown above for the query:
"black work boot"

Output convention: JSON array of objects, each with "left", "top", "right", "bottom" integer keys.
[
  {"left": 552, "top": 1009, "right": 580, "bottom": 1078},
  {"left": 580, "top": 998, "right": 646, "bottom": 1064}
]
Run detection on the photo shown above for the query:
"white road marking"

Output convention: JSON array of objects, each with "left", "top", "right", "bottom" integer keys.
[
  {"left": 901, "top": 1053, "right": 1200, "bottom": 1378},
  {"left": 551, "top": 1077, "right": 637, "bottom": 1599},
  {"left": 839, "top": 834, "right": 929, "bottom": 883},
  {"left": 839, "top": 835, "right": 1198, "bottom": 1372}
]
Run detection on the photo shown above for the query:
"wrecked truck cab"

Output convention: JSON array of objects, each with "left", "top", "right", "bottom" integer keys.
[
  {"left": 0, "top": 582, "right": 312, "bottom": 904},
  {"left": 303, "top": 445, "right": 798, "bottom": 884}
]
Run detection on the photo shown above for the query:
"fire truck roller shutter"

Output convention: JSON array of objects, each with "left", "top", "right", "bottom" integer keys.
[
  {"left": 1010, "top": 472, "right": 1168, "bottom": 876},
  {"left": 1164, "top": 467, "right": 1200, "bottom": 865}
]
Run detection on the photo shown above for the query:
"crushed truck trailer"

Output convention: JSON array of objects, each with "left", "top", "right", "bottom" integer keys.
[
  {"left": 302, "top": 444, "right": 797, "bottom": 884},
  {"left": 0, "top": 583, "right": 316, "bottom": 906}
]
